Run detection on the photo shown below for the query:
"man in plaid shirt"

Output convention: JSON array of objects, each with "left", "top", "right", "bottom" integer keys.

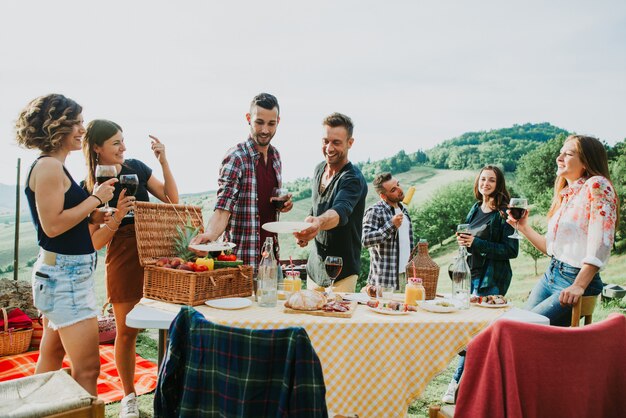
[
  {"left": 191, "top": 93, "right": 292, "bottom": 269},
  {"left": 362, "top": 172, "right": 415, "bottom": 291}
]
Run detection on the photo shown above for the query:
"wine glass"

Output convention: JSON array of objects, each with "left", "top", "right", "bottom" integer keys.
[
  {"left": 508, "top": 198, "right": 528, "bottom": 239},
  {"left": 95, "top": 165, "right": 117, "bottom": 212},
  {"left": 456, "top": 223, "right": 471, "bottom": 256},
  {"left": 270, "top": 187, "right": 289, "bottom": 212},
  {"left": 119, "top": 174, "right": 138, "bottom": 218},
  {"left": 324, "top": 256, "right": 343, "bottom": 298}
]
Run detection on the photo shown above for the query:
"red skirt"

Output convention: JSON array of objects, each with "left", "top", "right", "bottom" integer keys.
[{"left": 105, "top": 224, "right": 144, "bottom": 303}]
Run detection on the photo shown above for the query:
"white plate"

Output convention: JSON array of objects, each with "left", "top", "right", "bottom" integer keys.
[
  {"left": 262, "top": 221, "right": 313, "bottom": 234},
  {"left": 420, "top": 300, "right": 457, "bottom": 313},
  {"left": 475, "top": 301, "right": 511, "bottom": 309},
  {"left": 367, "top": 306, "right": 410, "bottom": 315},
  {"left": 205, "top": 297, "right": 252, "bottom": 310},
  {"left": 189, "top": 242, "right": 236, "bottom": 252},
  {"left": 340, "top": 293, "right": 371, "bottom": 304}
]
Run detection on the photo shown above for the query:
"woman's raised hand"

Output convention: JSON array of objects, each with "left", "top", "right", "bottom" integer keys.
[{"left": 149, "top": 135, "right": 167, "bottom": 165}]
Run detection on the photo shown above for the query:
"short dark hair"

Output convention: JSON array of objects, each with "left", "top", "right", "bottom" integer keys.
[
  {"left": 250, "top": 93, "right": 279, "bottom": 115},
  {"left": 373, "top": 172, "right": 392, "bottom": 195},
  {"left": 323, "top": 112, "right": 354, "bottom": 137}
]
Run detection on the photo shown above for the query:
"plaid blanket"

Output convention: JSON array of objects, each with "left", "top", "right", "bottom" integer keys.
[
  {"left": 155, "top": 306, "right": 327, "bottom": 418},
  {"left": 0, "top": 344, "right": 157, "bottom": 403}
]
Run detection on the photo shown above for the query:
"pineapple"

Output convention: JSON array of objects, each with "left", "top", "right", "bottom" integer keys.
[{"left": 173, "top": 217, "right": 201, "bottom": 262}]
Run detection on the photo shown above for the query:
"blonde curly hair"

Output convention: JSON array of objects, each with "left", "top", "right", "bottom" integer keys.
[{"left": 15, "top": 94, "right": 83, "bottom": 153}]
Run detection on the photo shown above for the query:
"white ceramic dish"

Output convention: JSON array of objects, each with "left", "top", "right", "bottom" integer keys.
[
  {"left": 367, "top": 306, "right": 409, "bottom": 315},
  {"left": 474, "top": 301, "right": 511, "bottom": 309},
  {"left": 420, "top": 300, "right": 457, "bottom": 313},
  {"left": 189, "top": 242, "right": 236, "bottom": 252},
  {"left": 262, "top": 221, "right": 313, "bottom": 234},
  {"left": 205, "top": 297, "right": 252, "bottom": 310}
]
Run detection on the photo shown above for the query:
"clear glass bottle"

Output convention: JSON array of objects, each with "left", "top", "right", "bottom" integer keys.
[
  {"left": 257, "top": 237, "right": 278, "bottom": 307},
  {"left": 449, "top": 246, "right": 471, "bottom": 309}
]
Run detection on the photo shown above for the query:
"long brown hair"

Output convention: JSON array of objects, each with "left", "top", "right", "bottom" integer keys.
[
  {"left": 82, "top": 119, "right": 122, "bottom": 192},
  {"left": 473, "top": 165, "right": 510, "bottom": 211},
  {"left": 547, "top": 135, "right": 616, "bottom": 219}
]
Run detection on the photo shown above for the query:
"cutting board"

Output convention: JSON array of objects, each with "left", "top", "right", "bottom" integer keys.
[{"left": 283, "top": 300, "right": 358, "bottom": 318}]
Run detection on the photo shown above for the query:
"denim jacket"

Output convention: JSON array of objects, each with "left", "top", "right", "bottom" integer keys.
[{"left": 465, "top": 202, "right": 519, "bottom": 295}]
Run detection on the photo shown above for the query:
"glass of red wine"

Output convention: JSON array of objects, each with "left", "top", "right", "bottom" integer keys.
[
  {"left": 95, "top": 164, "right": 117, "bottom": 212},
  {"left": 270, "top": 187, "right": 289, "bottom": 212},
  {"left": 508, "top": 198, "right": 528, "bottom": 239},
  {"left": 456, "top": 223, "right": 471, "bottom": 256},
  {"left": 324, "top": 255, "right": 343, "bottom": 298},
  {"left": 119, "top": 174, "right": 138, "bottom": 218}
]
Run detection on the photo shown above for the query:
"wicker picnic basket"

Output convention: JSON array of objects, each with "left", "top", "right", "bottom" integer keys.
[
  {"left": 134, "top": 201, "right": 253, "bottom": 306},
  {"left": 1, "top": 308, "right": 33, "bottom": 357},
  {"left": 405, "top": 239, "right": 439, "bottom": 300}
]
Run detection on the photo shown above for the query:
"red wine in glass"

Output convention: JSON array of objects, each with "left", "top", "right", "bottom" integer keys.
[
  {"left": 508, "top": 198, "right": 528, "bottom": 239},
  {"left": 95, "top": 165, "right": 117, "bottom": 212},
  {"left": 119, "top": 174, "right": 139, "bottom": 217},
  {"left": 271, "top": 196, "right": 288, "bottom": 210},
  {"left": 324, "top": 256, "right": 343, "bottom": 297},
  {"left": 509, "top": 207, "right": 527, "bottom": 220},
  {"left": 96, "top": 176, "right": 115, "bottom": 184},
  {"left": 325, "top": 263, "right": 343, "bottom": 279},
  {"left": 270, "top": 187, "right": 289, "bottom": 211}
]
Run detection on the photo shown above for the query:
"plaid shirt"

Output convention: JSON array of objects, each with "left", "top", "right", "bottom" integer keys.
[
  {"left": 215, "top": 138, "right": 282, "bottom": 269},
  {"left": 362, "top": 200, "right": 414, "bottom": 289},
  {"left": 154, "top": 306, "right": 328, "bottom": 418}
]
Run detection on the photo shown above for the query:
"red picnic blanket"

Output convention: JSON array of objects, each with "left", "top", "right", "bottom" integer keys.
[{"left": 0, "top": 344, "right": 157, "bottom": 403}]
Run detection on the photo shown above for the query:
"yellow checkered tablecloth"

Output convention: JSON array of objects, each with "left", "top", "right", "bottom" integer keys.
[{"left": 142, "top": 298, "right": 506, "bottom": 418}]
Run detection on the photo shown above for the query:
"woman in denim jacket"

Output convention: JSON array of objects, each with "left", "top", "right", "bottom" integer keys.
[{"left": 443, "top": 165, "right": 519, "bottom": 404}]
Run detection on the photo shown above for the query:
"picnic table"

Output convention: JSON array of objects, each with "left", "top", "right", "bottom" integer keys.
[{"left": 127, "top": 297, "right": 547, "bottom": 418}]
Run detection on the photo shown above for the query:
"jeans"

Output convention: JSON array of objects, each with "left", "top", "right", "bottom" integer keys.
[
  {"left": 525, "top": 257, "right": 603, "bottom": 327},
  {"left": 453, "top": 280, "right": 501, "bottom": 383},
  {"left": 31, "top": 251, "right": 98, "bottom": 330}
]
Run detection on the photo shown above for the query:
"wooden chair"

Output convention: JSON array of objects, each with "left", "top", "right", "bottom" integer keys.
[
  {"left": 570, "top": 295, "right": 598, "bottom": 327},
  {"left": 428, "top": 404, "right": 455, "bottom": 417}
]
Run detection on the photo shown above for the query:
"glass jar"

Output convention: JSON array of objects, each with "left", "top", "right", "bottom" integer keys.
[
  {"left": 405, "top": 277, "right": 426, "bottom": 306},
  {"left": 284, "top": 270, "right": 302, "bottom": 294}
]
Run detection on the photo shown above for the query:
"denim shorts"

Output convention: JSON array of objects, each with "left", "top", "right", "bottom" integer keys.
[{"left": 31, "top": 251, "right": 98, "bottom": 330}]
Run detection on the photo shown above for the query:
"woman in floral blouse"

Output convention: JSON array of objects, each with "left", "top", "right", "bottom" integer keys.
[{"left": 510, "top": 135, "right": 618, "bottom": 326}]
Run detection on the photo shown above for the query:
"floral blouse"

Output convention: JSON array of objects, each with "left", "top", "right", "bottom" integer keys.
[{"left": 547, "top": 176, "right": 617, "bottom": 269}]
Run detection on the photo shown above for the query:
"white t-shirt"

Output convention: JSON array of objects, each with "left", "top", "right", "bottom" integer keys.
[{"left": 395, "top": 207, "right": 411, "bottom": 273}]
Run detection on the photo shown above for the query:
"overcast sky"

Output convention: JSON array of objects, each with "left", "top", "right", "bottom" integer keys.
[{"left": 1, "top": 0, "right": 625, "bottom": 193}]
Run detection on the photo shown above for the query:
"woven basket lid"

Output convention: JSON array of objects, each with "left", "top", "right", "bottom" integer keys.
[{"left": 134, "top": 201, "right": 204, "bottom": 266}]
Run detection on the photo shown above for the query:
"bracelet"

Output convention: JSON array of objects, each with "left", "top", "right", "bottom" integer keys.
[
  {"left": 91, "top": 195, "right": 103, "bottom": 205},
  {"left": 111, "top": 214, "right": 121, "bottom": 224},
  {"left": 104, "top": 223, "right": 118, "bottom": 232}
]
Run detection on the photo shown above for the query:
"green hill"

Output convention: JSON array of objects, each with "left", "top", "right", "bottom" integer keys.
[{"left": 426, "top": 122, "right": 568, "bottom": 171}]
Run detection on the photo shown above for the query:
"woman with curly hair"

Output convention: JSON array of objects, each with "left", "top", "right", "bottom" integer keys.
[
  {"left": 15, "top": 94, "right": 116, "bottom": 395},
  {"left": 510, "top": 135, "right": 618, "bottom": 326}
]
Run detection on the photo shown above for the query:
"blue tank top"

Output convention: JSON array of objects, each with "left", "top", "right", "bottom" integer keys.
[{"left": 25, "top": 157, "right": 95, "bottom": 255}]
